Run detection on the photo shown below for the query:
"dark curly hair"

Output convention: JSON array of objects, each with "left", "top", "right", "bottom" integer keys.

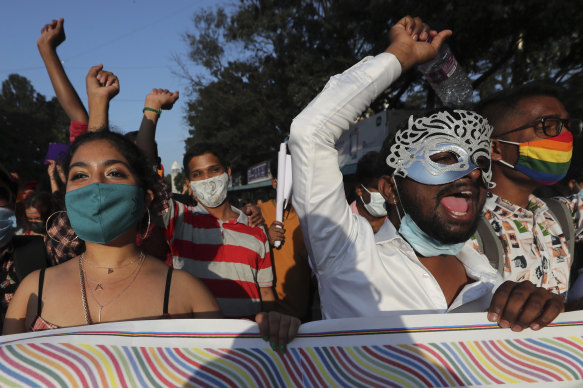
[
  {"left": 64, "top": 131, "right": 161, "bottom": 216},
  {"left": 65, "top": 131, "right": 156, "bottom": 192}
]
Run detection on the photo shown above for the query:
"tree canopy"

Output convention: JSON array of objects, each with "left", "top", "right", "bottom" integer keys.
[
  {"left": 180, "top": 0, "right": 582, "bottom": 176},
  {"left": 0, "top": 74, "right": 68, "bottom": 183}
]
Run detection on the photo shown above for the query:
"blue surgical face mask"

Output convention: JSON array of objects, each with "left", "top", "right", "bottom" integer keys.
[
  {"left": 65, "top": 183, "right": 145, "bottom": 244},
  {"left": 398, "top": 214, "right": 465, "bottom": 257},
  {"left": 360, "top": 185, "right": 387, "bottom": 217},
  {"left": 0, "top": 207, "right": 16, "bottom": 247}
]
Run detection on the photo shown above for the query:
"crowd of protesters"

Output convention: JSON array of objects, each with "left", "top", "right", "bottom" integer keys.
[{"left": 0, "top": 15, "right": 582, "bottom": 358}]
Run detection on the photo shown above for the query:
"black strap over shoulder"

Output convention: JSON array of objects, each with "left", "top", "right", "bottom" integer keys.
[
  {"left": 543, "top": 198, "right": 575, "bottom": 259},
  {"left": 37, "top": 267, "right": 46, "bottom": 317},
  {"left": 163, "top": 267, "right": 173, "bottom": 316},
  {"left": 475, "top": 215, "right": 505, "bottom": 273}
]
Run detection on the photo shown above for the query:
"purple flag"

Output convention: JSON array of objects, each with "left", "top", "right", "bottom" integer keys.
[{"left": 44, "top": 143, "right": 70, "bottom": 165}]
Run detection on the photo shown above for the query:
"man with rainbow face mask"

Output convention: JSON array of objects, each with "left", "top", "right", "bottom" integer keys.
[
  {"left": 477, "top": 83, "right": 583, "bottom": 306},
  {"left": 290, "top": 15, "right": 564, "bottom": 330}
]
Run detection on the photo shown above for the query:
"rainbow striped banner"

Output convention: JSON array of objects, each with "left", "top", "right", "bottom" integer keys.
[{"left": 0, "top": 311, "right": 582, "bottom": 387}]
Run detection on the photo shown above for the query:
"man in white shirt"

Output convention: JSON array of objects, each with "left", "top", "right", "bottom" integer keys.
[{"left": 289, "top": 16, "right": 563, "bottom": 331}]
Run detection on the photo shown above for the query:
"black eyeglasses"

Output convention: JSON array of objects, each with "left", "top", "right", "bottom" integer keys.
[{"left": 494, "top": 116, "right": 582, "bottom": 138}]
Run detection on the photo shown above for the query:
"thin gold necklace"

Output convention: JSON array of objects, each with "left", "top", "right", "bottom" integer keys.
[
  {"left": 80, "top": 252, "right": 145, "bottom": 323},
  {"left": 83, "top": 252, "right": 140, "bottom": 274},
  {"left": 82, "top": 252, "right": 143, "bottom": 291}
]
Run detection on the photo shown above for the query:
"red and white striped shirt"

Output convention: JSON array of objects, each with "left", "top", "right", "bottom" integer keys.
[{"left": 162, "top": 200, "right": 272, "bottom": 318}]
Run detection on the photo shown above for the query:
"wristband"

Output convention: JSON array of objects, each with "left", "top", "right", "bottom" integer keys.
[{"left": 143, "top": 107, "right": 161, "bottom": 117}]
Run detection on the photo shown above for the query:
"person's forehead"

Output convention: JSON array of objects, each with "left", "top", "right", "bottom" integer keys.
[
  {"left": 498, "top": 95, "right": 568, "bottom": 141},
  {"left": 515, "top": 95, "right": 568, "bottom": 121},
  {"left": 188, "top": 153, "right": 222, "bottom": 170},
  {"left": 71, "top": 140, "right": 126, "bottom": 165}
]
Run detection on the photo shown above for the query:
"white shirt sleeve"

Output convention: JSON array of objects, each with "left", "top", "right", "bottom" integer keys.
[{"left": 289, "top": 52, "right": 402, "bottom": 272}]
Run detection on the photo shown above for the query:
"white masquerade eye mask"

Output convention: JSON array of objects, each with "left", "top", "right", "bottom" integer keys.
[{"left": 386, "top": 110, "right": 495, "bottom": 188}]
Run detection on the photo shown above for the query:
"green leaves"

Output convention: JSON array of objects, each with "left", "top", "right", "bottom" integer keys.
[
  {"left": 0, "top": 74, "right": 68, "bottom": 183},
  {"left": 180, "top": 0, "right": 582, "bottom": 180}
]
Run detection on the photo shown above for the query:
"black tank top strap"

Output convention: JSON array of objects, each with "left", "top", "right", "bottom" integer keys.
[
  {"left": 163, "top": 267, "right": 173, "bottom": 317},
  {"left": 37, "top": 267, "right": 46, "bottom": 317}
]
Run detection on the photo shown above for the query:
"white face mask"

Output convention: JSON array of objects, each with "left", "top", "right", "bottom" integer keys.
[
  {"left": 359, "top": 184, "right": 387, "bottom": 217},
  {"left": 190, "top": 172, "right": 229, "bottom": 208}
]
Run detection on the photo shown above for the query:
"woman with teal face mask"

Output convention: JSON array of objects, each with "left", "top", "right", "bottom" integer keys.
[{"left": 3, "top": 132, "right": 223, "bottom": 334}]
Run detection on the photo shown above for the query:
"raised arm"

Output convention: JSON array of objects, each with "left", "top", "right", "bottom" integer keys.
[
  {"left": 47, "top": 160, "right": 60, "bottom": 194},
  {"left": 86, "top": 65, "right": 119, "bottom": 131},
  {"left": 37, "top": 18, "right": 88, "bottom": 123},
  {"left": 288, "top": 16, "right": 449, "bottom": 269},
  {"left": 135, "top": 89, "right": 179, "bottom": 167}
]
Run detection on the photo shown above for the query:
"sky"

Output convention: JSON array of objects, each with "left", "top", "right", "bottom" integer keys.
[{"left": 1, "top": 0, "right": 232, "bottom": 174}]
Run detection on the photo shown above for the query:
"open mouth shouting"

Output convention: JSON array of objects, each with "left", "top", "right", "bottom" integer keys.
[{"left": 438, "top": 186, "right": 479, "bottom": 222}]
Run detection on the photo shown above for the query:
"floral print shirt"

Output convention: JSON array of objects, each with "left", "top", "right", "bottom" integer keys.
[{"left": 479, "top": 193, "right": 575, "bottom": 295}]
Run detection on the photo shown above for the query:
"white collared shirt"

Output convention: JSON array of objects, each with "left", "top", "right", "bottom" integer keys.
[{"left": 289, "top": 52, "right": 503, "bottom": 319}]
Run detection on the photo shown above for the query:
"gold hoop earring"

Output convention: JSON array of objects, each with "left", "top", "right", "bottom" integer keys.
[
  {"left": 139, "top": 208, "right": 152, "bottom": 240},
  {"left": 145, "top": 208, "right": 151, "bottom": 238},
  {"left": 45, "top": 211, "right": 79, "bottom": 244}
]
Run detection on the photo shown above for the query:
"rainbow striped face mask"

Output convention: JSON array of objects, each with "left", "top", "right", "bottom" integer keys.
[{"left": 497, "top": 131, "right": 573, "bottom": 185}]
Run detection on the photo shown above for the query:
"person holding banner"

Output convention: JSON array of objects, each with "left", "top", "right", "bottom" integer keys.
[
  {"left": 289, "top": 15, "right": 563, "bottom": 331},
  {"left": 3, "top": 131, "right": 223, "bottom": 335},
  {"left": 134, "top": 101, "right": 300, "bottom": 351}
]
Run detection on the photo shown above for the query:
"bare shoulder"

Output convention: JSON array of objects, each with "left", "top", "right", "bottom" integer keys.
[
  {"left": 171, "top": 268, "right": 206, "bottom": 289},
  {"left": 42, "top": 256, "right": 81, "bottom": 283},
  {"left": 3, "top": 268, "right": 43, "bottom": 334},
  {"left": 170, "top": 269, "right": 222, "bottom": 318},
  {"left": 14, "top": 268, "right": 42, "bottom": 296},
  {"left": 15, "top": 257, "right": 78, "bottom": 296}
]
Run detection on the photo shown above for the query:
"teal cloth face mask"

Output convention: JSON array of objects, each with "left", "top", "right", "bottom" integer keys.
[
  {"left": 65, "top": 183, "right": 145, "bottom": 244},
  {"left": 399, "top": 214, "right": 465, "bottom": 257}
]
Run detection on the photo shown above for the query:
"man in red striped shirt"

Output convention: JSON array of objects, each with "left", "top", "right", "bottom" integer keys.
[{"left": 161, "top": 144, "right": 275, "bottom": 319}]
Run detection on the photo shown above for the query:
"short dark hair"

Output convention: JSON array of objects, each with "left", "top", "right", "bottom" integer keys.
[
  {"left": 183, "top": 143, "right": 229, "bottom": 176},
  {"left": 476, "top": 81, "right": 564, "bottom": 136},
  {"left": 65, "top": 131, "right": 157, "bottom": 198},
  {"left": 356, "top": 151, "right": 381, "bottom": 187}
]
